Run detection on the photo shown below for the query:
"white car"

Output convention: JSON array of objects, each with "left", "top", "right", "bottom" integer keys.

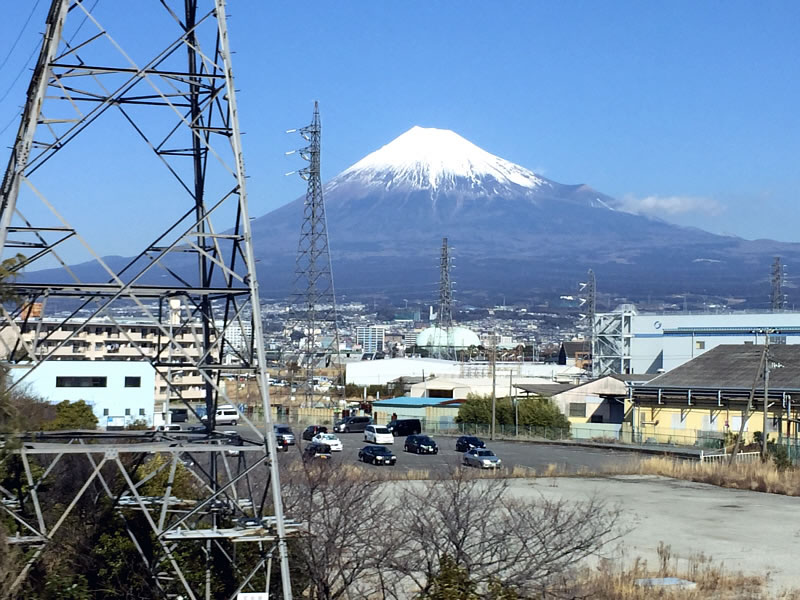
[
  {"left": 364, "top": 425, "right": 394, "bottom": 444},
  {"left": 312, "top": 432, "right": 343, "bottom": 451}
]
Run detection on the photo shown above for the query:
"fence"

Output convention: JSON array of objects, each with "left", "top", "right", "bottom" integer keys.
[
  {"left": 699, "top": 450, "right": 761, "bottom": 464},
  {"left": 421, "top": 419, "right": 727, "bottom": 450}
]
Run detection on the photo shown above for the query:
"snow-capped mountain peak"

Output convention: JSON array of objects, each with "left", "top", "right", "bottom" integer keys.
[{"left": 338, "top": 126, "right": 545, "bottom": 192}]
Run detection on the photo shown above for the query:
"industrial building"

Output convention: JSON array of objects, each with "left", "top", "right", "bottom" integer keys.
[
  {"left": 629, "top": 344, "right": 798, "bottom": 446},
  {"left": 346, "top": 356, "right": 585, "bottom": 387},
  {"left": 593, "top": 304, "right": 800, "bottom": 375}
]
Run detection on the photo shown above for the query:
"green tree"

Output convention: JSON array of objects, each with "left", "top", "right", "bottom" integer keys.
[
  {"left": 518, "top": 396, "right": 570, "bottom": 430},
  {"left": 419, "top": 554, "right": 478, "bottom": 600},
  {"left": 455, "top": 394, "right": 513, "bottom": 425},
  {"left": 42, "top": 399, "right": 98, "bottom": 430}
]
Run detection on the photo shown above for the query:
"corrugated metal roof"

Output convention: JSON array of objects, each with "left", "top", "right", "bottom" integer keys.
[
  {"left": 640, "top": 344, "right": 800, "bottom": 391},
  {"left": 372, "top": 396, "right": 461, "bottom": 408}
]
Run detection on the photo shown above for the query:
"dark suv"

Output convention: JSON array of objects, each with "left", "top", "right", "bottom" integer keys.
[
  {"left": 455, "top": 435, "right": 485, "bottom": 452},
  {"left": 274, "top": 425, "right": 295, "bottom": 446},
  {"left": 334, "top": 416, "right": 372, "bottom": 433},
  {"left": 303, "top": 443, "right": 332, "bottom": 461},
  {"left": 404, "top": 435, "right": 438, "bottom": 454},
  {"left": 302, "top": 425, "right": 328, "bottom": 441},
  {"left": 387, "top": 418, "right": 421, "bottom": 436}
]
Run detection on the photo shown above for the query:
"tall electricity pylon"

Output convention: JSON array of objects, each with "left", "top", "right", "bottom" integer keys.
[
  {"left": 0, "top": 2, "right": 295, "bottom": 598},
  {"left": 287, "top": 102, "right": 343, "bottom": 407},
  {"left": 771, "top": 256, "right": 786, "bottom": 311},
  {"left": 437, "top": 237, "right": 454, "bottom": 329}
]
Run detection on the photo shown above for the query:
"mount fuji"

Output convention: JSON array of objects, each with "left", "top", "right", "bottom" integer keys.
[{"left": 251, "top": 126, "right": 800, "bottom": 305}]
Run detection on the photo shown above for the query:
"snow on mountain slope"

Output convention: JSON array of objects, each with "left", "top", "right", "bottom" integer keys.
[{"left": 335, "top": 126, "right": 548, "bottom": 192}]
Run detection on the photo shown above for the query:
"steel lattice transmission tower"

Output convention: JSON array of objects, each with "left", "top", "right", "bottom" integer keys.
[
  {"left": 771, "top": 256, "right": 786, "bottom": 311},
  {"left": 287, "top": 102, "right": 343, "bottom": 407},
  {"left": 437, "top": 236, "right": 454, "bottom": 329},
  {"left": 0, "top": 2, "right": 295, "bottom": 598}
]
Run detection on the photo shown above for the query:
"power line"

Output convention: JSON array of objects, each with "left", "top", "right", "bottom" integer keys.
[
  {"left": 0, "top": 0, "right": 42, "bottom": 73},
  {"left": 0, "top": 38, "right": 40, "bottom": 105}
]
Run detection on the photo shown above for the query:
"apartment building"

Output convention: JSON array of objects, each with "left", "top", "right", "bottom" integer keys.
[{"left": 1, "top": 317, "right": 211, "bottom": 407}]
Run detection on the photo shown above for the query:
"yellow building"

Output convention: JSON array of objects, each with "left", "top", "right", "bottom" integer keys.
[{"left": 629, "top": 344, "right": 799, "bottom": 447}]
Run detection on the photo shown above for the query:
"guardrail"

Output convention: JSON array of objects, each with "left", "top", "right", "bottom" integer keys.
[{"left": 699, "top": 450, "right": 761, "bottom": 464}]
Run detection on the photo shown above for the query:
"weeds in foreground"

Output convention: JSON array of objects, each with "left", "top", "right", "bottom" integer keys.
[
  {"left": 577, "top": 543, "right": 800, "bottom": 599},
  {"left": 622, "top": 457, "right": 800, "bottom": 496}
]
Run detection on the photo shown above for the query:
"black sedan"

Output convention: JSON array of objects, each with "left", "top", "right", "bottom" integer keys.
[
  {"left": 358, "top": 445, "right": 397, "bottom": 466},
  {"left": 404, "top": 435, "right": 438, "bottom": 454},
  {"left": 302, "top": 424, "right": 328, "bottom": 441},
  {"left": 455, "top": 435, "right": 486, "bottom": 452}
]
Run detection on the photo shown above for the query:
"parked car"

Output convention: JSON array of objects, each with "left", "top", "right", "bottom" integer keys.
[
  {"left": 334, "top": 415, "right": 372, "bottom": 433},
  {"left": 387, "top": 418, "right": 421, "bottom": 436},
  {"left": 358, "top": 445, "right": 397, "bottom": 465},
  {"left": 364, "top": 425, "right": 394, "bottom": 444},
  {"left": 273, "top": 425, "right": 295, "bottom": 446},
  {"left": 201, "top": 404, "right": 238, "bottom": 426},
  {"left": 221, "top": 430, "right": 243, "bottom": 456},
  {"left": 404, "top": 434, "right": 438, "bottom": 454},
  {"left": 302, "top": 425, "right": 328, "bottom": 441},
  {"left": 312, "top": 432, "right": 343, "bottom": 451},
  {"left": 455, "top": 435, "right": 486, "bottom": 452},
  {"left": 303, "top": 443, "right": 332, "bottom": 461},
  {"left": 462, "top": 448, "right": 502, "bottom": 469}
]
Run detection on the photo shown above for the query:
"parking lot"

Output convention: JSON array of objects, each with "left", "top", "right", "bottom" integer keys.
[{"left": 249, "top": 428, "right": 640, "bottom": 475}]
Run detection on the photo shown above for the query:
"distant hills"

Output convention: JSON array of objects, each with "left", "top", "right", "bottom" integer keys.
[
  {"left": 250, "top": 126, "right": 799, "bottom": 307},
  {"left": 28, "top": 126, "right": 800, "bottom": 308}
]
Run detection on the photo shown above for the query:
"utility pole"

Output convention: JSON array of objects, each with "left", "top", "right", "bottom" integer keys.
[
  {"left": 491, "top": 333, "right": 497, "bottom": 440},
  {"left": 763, "top": 333, "right": 771, "bottom": 460}
]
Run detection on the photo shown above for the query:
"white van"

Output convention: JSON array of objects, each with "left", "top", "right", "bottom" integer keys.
[
  {"left": 364, "top": 425, "right": 394, "bottom": 444},
  {"left": 215, "top": 405, "right": 239, "bottom": 426}
]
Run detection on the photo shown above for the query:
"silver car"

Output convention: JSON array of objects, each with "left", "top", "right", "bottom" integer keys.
[{"left": 462, "top": 448, "right": 502, "bottom": 469}]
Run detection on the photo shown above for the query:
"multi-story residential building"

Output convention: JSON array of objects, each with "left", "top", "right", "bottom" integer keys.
[
  {"left": 356, "top": 325, "right": 386, "bottom": 353},
  {"left": 1, "top": 316, "right": 212, "bottom": 408}
]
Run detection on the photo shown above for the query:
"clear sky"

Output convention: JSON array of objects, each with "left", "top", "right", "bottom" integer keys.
[{"left": 1, "top": 1, "right": 799, "bottom": 247}]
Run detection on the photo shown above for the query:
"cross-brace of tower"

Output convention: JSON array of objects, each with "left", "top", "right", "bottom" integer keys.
[
  {"left": 287, "top": 102, "right": 343, "bottom": 407},
  {"left": 771, "top": 256, "right": 786, "bottom": 311},
  {"left": 0, "top": 2, "right": 295, "bottom": 598}
]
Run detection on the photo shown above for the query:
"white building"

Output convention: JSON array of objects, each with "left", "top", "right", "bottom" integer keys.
[
  {"left": 11, "top": 361, "right": 156, "bottom": 429},
  {"left": 0, "top": 316, "right": 211, "bottom": 407},
  {"left": 346, "top": 356, "right": 585, "bottom": 386},
  {"left": 594, "top": 305, "right": 800, "bottom": 375},
  {"left": 356, "top": 325, "right": 386, "bottom": 353}
]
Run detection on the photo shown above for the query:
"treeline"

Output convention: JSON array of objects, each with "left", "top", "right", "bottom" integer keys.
[{"left": 456, "top": 393, "right": 571, "bottom": 430}]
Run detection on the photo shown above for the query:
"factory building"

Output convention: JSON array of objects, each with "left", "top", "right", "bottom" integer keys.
[{"left": 593, "top": 304, "right": 800, "bottom": 375}]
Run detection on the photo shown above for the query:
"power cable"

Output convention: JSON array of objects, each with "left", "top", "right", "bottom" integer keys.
[{"left": 0, "top": 0, "right": 42, "bottom": 73}]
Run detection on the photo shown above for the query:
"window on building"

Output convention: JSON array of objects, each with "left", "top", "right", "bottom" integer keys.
[
  {"left": 124, "top": 376, "right": 141, "bottom": 388},
  {"left": 125, "top": 408, "right": 131, "bottom": 416},
  {"left": 103, "top": 408, "right": 109, "bottom": 416},
  {"left": 569, "top": 403, "right": 587, "bottom": 418},
  {"left": 139, "top": 408, "right": 145, "bottom": 416},
  {"left": 695, "top": 341, "right": 705, "bottom": 350},
  {"left": 56, "top": 376, "right": 107, "bottom": 388}
]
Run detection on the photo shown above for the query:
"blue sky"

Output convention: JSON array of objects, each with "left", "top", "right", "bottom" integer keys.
[{"left": 1, "top": 1, "right": 799, "bottom": 247}]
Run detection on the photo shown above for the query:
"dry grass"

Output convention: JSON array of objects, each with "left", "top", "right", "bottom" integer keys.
[
  {"left": 621, "top": 457, "right": 800, "bottom": 496},
  {"left": 577, "top": 543, "right": 800, "bottom": 599}
]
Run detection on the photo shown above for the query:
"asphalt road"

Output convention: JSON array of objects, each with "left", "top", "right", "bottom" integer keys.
[{"left": 253, "top": 430, "right": 639, "bottom": 475}]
